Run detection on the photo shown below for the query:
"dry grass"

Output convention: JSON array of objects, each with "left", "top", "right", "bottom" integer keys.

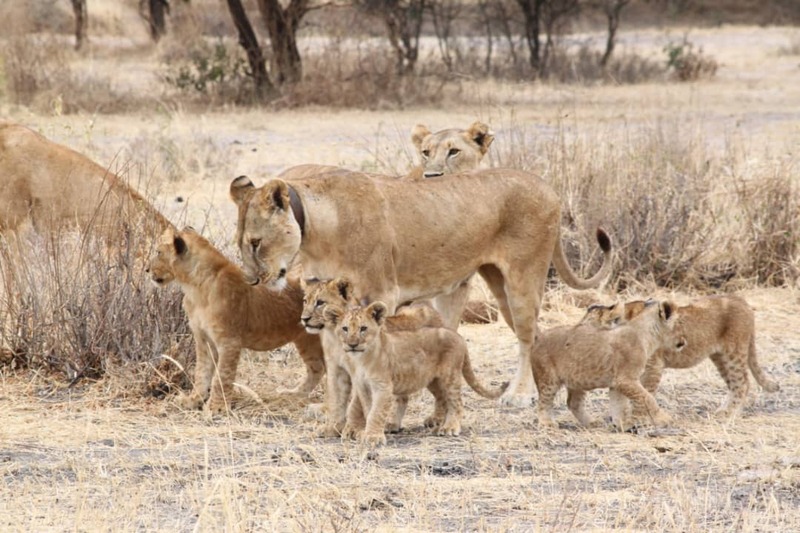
[{"left": 1, "top": 286, "right": 797, "bottom": 531}]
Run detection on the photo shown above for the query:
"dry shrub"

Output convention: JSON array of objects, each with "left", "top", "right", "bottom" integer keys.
[
  {"left": 544, "top": 45, "right": 666, "bottom": 85},
  {"left": 0, "top": 185, "right": 192, "bottom": 395},
  {"left": 1, "top": 35, "right": 151, "bottom": 114},
  {"left": 664, "top": 38, "right": 718, "bottom": 82},
  {"left": 490, "top": 119, "right": 798, "bottom": 290}
]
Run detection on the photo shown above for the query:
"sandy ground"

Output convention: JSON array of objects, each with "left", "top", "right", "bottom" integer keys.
[{"left": 1, "top": 23, "right": 799, "bottom": 532}]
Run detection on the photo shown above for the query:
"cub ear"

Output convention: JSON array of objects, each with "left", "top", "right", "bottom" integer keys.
[
  {"left": 322, "top": 305, "right": 344, "bottom": 325},
  {"left": 335, "top": 278, "right": 352, "bottom": 301},
  {"left": 467, "top": 121, "right": 494, "bottom": 154},
  {"left": 181, "top": 225, "right": 197, "bottom": 234},
  {"left": 410, "top": 124, "right": 432, "bottom": 151},
  {"left": 260, "top": 179, "right": 290, "bottom": 211},
  {"left": 368, "top": 301, "right": 389, "bottom": 325},
  {"left": 173, "top": 235, "right": 188, "bottom": 256},
  {"left": 230, "top": 175, "right": 255, "bottom": 206}
]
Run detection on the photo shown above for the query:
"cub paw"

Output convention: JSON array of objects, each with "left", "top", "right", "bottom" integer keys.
[
  {"left": 360, "top": 432, "right": 387, "bottom": 447},
  {"left": 176, "top": 392, "right": 205, "bottom": 411},
  {"left": 499, "top": 392, "right": 534, "bottom": 408}
]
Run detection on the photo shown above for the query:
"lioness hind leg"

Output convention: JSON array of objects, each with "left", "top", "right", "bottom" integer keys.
[
  {"left": 278, "top": 337, "right": 325, "bottom": 396},
  {"left": 710, "top": 352, "right": 749, "bottom": 419},
  {"left": 615, "top": 380, "right": 671, "bottom": 427},
  {"left": 432, "top": 282, "right": 471, "bottom": 330},
  {"left": 567, "top": 389, "right": 594, "bottom": 427}
]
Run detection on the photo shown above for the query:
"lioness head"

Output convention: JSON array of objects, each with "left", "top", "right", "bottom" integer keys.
[
  {"left": 410, "top": 121, "right": 494, "bottom": 178},
  {"left": 323, "top": 302, "right": 388, "bottom": 355},
  {"left": 229, "top": 176, "right": 302, "bottom": 288},
  {"left": 300, "top": 277, "right": 354, "bottom": 334},
  {"left": 580, "top": 299, "right": 653, "bottom": 329},
  {"left": 146, "top": 227, "right": 192, "bottom": 287}
]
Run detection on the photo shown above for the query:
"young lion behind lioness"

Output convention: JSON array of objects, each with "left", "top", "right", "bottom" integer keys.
[
  {"left": 582, "top": 295, "right": 780, "bottom": 418},
  {"left": 147, "top": 228, "right": 324, "bottom": 413},
  {"left": 532, "top": 301, "right": 679, "bottom": 431},
  {"left": 323, "top": 301, "right": 506, "bottom": 446}
]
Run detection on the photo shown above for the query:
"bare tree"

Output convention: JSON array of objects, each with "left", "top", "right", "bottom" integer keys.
[
  {"left": 140, "top": 0, "right": 171, "bottom": 42},
  {"left": 256, "top": 0, "right": 310, "bottom": 85},
  {"left": 594, "top": 0, "right": 631, "bottom": 66},
  {"left": 428, "top": 0, "right": 462, "bottom": 72},
  {"left": 515, "top": 0, "right": 544, "bottom": 74},
  {"left": 359, "top": 0, "right": 427, "bottom": 76},
  {"left": 69, "top": 0, "right": 87, "bottom": 50},
  {"left": 225, "top": 0, "right": 278, "bottom": 101},
  {"left": 515, "top": 0, "right": 580, "bottom": 77},
  {"left": 477, "top": 0, "right": 522, "bottom": 75}
]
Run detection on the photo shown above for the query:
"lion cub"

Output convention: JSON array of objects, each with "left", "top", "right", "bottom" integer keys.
[
  {"left": 301, "top": 278, "right": 444, "bottom": 436},
  {"left": 583, "top": 295, "right": 780, "bottom": 418},
  {"left": 147, "top": 228, "right": 324, "bottom": 413},
  {"left": 532, "top": 301, "right": 678, "bottom": 430},
  {"left": 323, "top": 301, "right": 506, "bottom": 446}
]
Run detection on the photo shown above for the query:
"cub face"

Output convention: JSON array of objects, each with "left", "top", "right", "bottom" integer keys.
[
  {"left": 410, "top": 121, "right": 494, "bottom": 178},
  {"left": 300, "top": 278, "right": 353, "bottom": 334},
  {"left": 146, "top": 228, "right": 188, "bottom": 287},
  {"left": 580, "top": 299, "right": 653, "bottom": 329},
  {"left": 324, "top": 302, "right": 388, "bottom": 355}
]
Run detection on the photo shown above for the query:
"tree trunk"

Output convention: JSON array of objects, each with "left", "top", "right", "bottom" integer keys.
[
  {"left": 256, "top": 0, "right": 308, "bottom": 85},
  {"left": 600, "top": 0, "right": 629, "bottom": 67},
  {"left": 516, "top": 0, "right": 544, "bottom": 75},
  {"left": 143, "top": 0, "right": 170, "bottom": 42},
  {"left": 70, "top": 0, "right": 87, "bottom": 51},
  {"left": 224, "top": 0, "right": 278, "bottom": 101}
]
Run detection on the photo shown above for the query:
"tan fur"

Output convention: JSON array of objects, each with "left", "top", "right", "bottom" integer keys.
[
  {"left": 230, "top": 169, "right": 614, "bottom": 407},
  {"left": 580, "top": 299, "right": 652, "bottom": 328},
  {"left": 300, "top": 278, "right": 444, "bottom": 436},
  {"left": 324, "top": 302, "right": 505, "bottom": 446},
  {"left": 587, "top": 295, "right": 780, "bottom": 418},
  {"left": 531, "top": 301, "right": 678, "bottom": 431},
  {"left": 410, "top": 122, "right": 494, "bottom": 179},
  {"left": 0, "top": 121, "right": 172, "bottom": 239},
  {"left": 146, "top": 228, "right": 324, "bottom": 413}
]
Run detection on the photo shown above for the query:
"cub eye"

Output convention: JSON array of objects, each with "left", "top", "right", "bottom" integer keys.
[
  {"left": 315, "top": 299, "right": 325, "bottom": 307},
  {"left": 421, "top": 149, "right": 430, "bottom": 158},
  {"left": 249, "top": 238, "right": 261, "bottom": 250},
  {"left": 448, "top": 148, "right": 460, "bottom": 157},
  {"left": 342, "top": 326, "right": 349, "bottom": 333},
  {"left": 360, "top": 326, "right": 368, "bottom": 333}
]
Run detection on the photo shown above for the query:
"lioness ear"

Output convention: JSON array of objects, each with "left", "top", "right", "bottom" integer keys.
[
  {"left": 335, "top": 278, "right": 352, "bottom": 301},
  {"left": 467, "top": 121, "right": 494, "bottom": 154},
  {"left": 173, "top": 235, "right": 188, "bottom": 256},
  {"left": 323, "top": 305, "right": 344, "bottom": 325},
  {"left": 230, "top": 175, "right": 255, "bottom": 206},
  {"left": 261, "top": 179, "right": 290, "bottom": 211},
  {"left": 368, "top": 301, "right": 388, "bottom": 325},
  {"left": 660, "top": 301, "right": 675, "bottom": 321},
  {"left": 410, "top": 124, "right": 432, "bottom": 151}
]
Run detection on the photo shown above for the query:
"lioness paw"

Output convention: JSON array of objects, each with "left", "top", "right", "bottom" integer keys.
[{"left": 499, "top": 392, "right": 534, "bottom": 408}]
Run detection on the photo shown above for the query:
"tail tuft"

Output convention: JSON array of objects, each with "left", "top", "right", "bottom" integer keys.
[{"left": 596, "top": 227, "right": 612, "bottom": 253}]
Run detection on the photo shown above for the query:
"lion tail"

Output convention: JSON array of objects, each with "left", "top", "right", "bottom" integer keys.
[
  {"left": 551, "top": 227, "right": 613, "bottom": 290},
  {"left": 462, "top": 354, "right": 508, "bottom": 399},
  {"left": 748, "top": 336, "right": 780, "bottom": 392}
]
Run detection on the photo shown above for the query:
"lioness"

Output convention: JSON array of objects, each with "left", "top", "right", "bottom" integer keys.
[
  {"left": 410, "top": 121, "right": 494, "bottom": 179},
  {"left": 323, "top": 301, "right": 506, "bottom": 445},
  {"left": 0, "top": 121, "right": 172, "bottom": 239},
  {"left": 230, "top": 169, "right": 613, "bottom": 406},
  {"left": 531, "top": 301, "right": 678, "bottom": 430},
  {"left": 582, "top": 295, "right": 780, "bottom": 418},
  {"left": 146, "top": 227, "right": 325, "bottom": 413},
  {"left": 301, "top": 277, "right": 444, "bottom": 436}
]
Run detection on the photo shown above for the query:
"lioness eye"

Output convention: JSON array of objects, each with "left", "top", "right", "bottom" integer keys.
[
  {"left": 421, "top": 150, "right": 430, "bottom": 158},
  {"left": 448, "top": 148, "right": 460, "bottom": 157}
]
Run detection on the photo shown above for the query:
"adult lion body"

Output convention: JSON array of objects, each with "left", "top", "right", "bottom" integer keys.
[
  {"left": 230, "top": 168, "right": 613, "bottom": 406},
  {"left": 324, "top": 301, "right": 506, "bottom": 445},
  {"left": 146, "top": 228, "right": 325, "bottom": 413},
  {"left": 0, "top": 121, "right": 172, "bottom": 238},
  {"left": 583, "top": 295, "right": 780, "bottom": 418}
]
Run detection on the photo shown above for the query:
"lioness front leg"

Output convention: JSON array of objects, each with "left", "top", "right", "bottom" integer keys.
[
  {"left": 206, "top": 340, "right": 242, "bottom": 414},
  {"left": 362, "top": 389, "right": 393, "bottom": 446},
  {"left": 177, "top": 333, "right": 215, "bottom": 410}
]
